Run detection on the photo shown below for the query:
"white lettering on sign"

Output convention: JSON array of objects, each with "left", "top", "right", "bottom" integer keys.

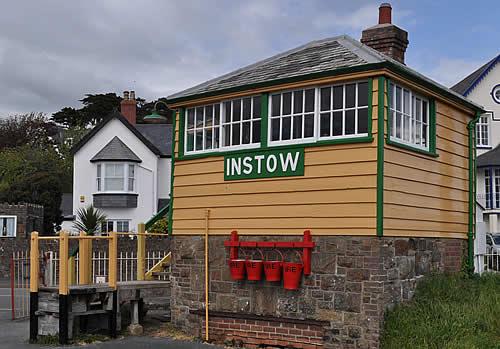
[{"left": 224, "top": 149, "right": 304, "bottom": 180}]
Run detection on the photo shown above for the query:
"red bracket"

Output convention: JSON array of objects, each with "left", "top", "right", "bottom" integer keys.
[{"left": 224, "top": 230, "right": 315, "bottom": 275}]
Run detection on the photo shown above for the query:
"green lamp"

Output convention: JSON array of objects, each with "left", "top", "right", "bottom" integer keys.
[{"left": 144, "top": 100, "right": 169, "bottom": 121}]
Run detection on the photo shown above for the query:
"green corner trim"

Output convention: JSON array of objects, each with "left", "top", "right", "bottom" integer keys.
[
  {"left": 467, "top": 111, "right": 481, "bottom": 274},
  {"left": 168, "top": 109, "right": 179, "bottom": 235},
  {"left": 385, "top": 79, "right": 439, "bottom": 158},
  {"left": 145, "top": 204, "right": 170, "bottom": 230},
  {"left": 376, "top": 76, "right": 385, "bottom": 237}
]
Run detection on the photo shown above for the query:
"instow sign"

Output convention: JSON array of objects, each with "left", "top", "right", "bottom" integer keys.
[{"left": 224, "top": 148, "right": 305, "bottom": 180}]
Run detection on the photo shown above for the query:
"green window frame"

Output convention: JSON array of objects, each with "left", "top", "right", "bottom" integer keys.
[
  {"left": 386, "top": 80, "right": 437, "bottom": 157},
  {"left": 177, "top": 78, "right": 374, "bottom": 160}
]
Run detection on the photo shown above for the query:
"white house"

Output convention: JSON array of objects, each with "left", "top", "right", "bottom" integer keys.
[
  {"left": 452, "top": 54, "right": 500, "bottom": 266},
  {"left": 69, "top": 91, "right": 172, "bottom": 234}
]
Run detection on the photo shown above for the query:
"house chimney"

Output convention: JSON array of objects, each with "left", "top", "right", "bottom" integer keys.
[
  {"left": 360, "top": 3, "right": 409, "bottom": 64},
  {"left": 120, "top": 90, "right": 137, "bottom": 125}
]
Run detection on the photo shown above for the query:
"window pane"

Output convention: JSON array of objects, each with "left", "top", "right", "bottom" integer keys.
[
  {"left": 403, "top": 115, "right": 410, "bottom": 141},
  {"left": 358, "top": 108, "right": 368, "bottom": 134},
  {"left": 196, "top": 107, "right": 204, "bottom": 128},
  {"left": 304, "top": 114, "right": 314, "bottom": 138},
  {"left": 345, "top": 110, "right": 355, "bottom": 135},
  {"left": 195, "top": 130, "right": 203, "bottom": 150},
  {"left": 422, "top": 101, "right": 428, "bottom": 123},
  {"left": 128, "top": 178, "right": 134, "bottom": 191},
  {"left": 128, "top": 165, "right": 134, "bottom": 178},
  {"left": 242, "top": 122, "right": 251, "bottom": 144},
  {"left": 305, "top": 89, "right": 315, "bottom": 112},
  {"left": 97, "top": 164, "right": 101, "bottom": 177},
  {"left": 253, "top": 97, "right": 261, "bottom": 119},
  {"left": 271, "top": 118, "right": 280, "bottom": 141},
  {"left": 293, "top": 115, "right": 302, "bottom": 139},
  {"left": 224, "top": 125, "right": 231, "bottom": 146},
  {"left": 283, "top": 92, "right": 292, "bottom": 115},
  {"left": 271, "top": 95, "right": 281, "bottom": 116},
  {"left": 252, "top": 121, "right": 260, "bottom": 143},
  {"left": 345, "top": 84, "right": 355, "bottom": 108},
  {"left": 106, "top": 178, "right": 124, "bottom": 191},
  {"left": 205, "top": 129, "right": 213, "bottom": 149},
  {"left": 320, "top": 87, "right": 331, "bottom": 111},
  {"left": 187, "top": 130, "right": 194, "bottom": 151},
  {"left": 224, "top": 102, "right": 231, "bottom": 123},
  {"left": 395, "top": 87, "right": 402, "bottom": 111},
  {"left": 214, "top": 104, "right": 220, "bottom": 125},
  {"left": 187, "top": 108, "right": 195, "bottom": 128},
  {"left": 293, "top": 90, "right": 303, "bottom": 113},
  {"left": 320, "top": 113, "right": 330, "bottom": 137},
  {"left": 233, "top": 99, "right": 241, "bottom": 122},
  {"left": 333, "top": 86, "right": 343, "bottom": 109},
  {"left": 243, "top": 98, "right": 251, "bottom": 120},
  {"left": 232, "top": 123, "right": 240, "bottom": 145},
  {"left": 389, "top": 83, "right": 394, "bottom": 108},
  {"left": 333, "top": 111, "right": 342, "bottom": 136},
  {"left": 422, "top": 125, "right": 428, "bottom": 146},
  {"left": 214, "top": 128, "right": 220, "bottom": 148},
  {"left": 358, "top": 82, "right": 368, "bottom": 107},
  {"left": 396, "top": 112, "right": 402, "bottom": 138},
  {"left": 282, "top": 116, "right": 291, "bottom": 140},
  {"left": 205, "top": 105, "right": 213, "bottom": 126},
  {"left": 403, "top": 90, "right": 410, "bottom": 114}
]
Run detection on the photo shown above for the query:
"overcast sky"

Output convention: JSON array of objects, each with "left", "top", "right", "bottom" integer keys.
[{"left": 0, "top": 0, "right": 497, "bottom": 117}]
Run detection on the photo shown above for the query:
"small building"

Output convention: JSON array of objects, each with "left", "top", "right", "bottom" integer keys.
[
  {"left": 71, "top": 92, "right": 172, "bottom": 234},
  {"left": 165, "top": 4, "right": 484, "bottom": 348}
]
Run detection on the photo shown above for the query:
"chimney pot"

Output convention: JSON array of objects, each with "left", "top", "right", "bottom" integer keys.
[
  {"left": 379, "top": 3, "right": 392, "bottom": 24},
  {"left": 120, "top": 90, "right": 136, "bottom": 125},
  {"left": 130, "top": 91, "right": 135, "bottom": 100},
  {"left": 123, "top": 91, "right": 130, "bottom": 100}
]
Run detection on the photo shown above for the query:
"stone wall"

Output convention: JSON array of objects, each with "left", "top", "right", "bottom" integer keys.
[
  {"left": 0, "top": 235, "right": 171, "bottom": 279},
  {"left": 170, "top": 236, "right": 466, "bottom": 349},
  {"left": 0, "top": 203, "right": 44, "bottom": 238}
]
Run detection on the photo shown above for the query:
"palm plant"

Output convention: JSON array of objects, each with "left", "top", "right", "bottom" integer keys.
[{"left": 73, "top": 205, "right": 107, "bottom": 235}]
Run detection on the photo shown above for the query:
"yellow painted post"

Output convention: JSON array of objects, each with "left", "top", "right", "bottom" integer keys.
[
  {"left": 137, "top": 223, "right": 146, "bottom": 281},
  {"left": 59, "top": 231, "right": 69, "bottom": 296},
  {"left": 29, "top": 232, "right": 39, "bottom": 292},
  {"left": 78, "top": 232, "right": 91, "bottom": 285},
  {"left": 108, "top": 232, "right": 118, "bottom": 289}
]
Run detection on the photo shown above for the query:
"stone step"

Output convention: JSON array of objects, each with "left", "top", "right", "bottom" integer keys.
[
  {"left": 145, "top": 296, "right": 171, "bottom": 310},
  {"left": 146, "top": 309, "right": 171, "bottom": 322}
]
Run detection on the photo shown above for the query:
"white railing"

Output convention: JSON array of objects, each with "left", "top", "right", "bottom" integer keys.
[
  {"left": 44, "top": 250, "right": 170, "bottom": 286},
  {"left": 474, "top": 253, "right": 500, "bottom": 274}
]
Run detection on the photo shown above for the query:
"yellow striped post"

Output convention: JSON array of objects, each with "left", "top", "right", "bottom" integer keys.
[
  {"left": 29, "top": 232, "right": 39, "bottom": 292},
  {"left": 59, "top": 231, "right": 69, "bottom": 296},
  {"left": 108, "top": 232, "right": 118, "bottom": 289},
  {"left": 137, "top": 223, "right": 146, "bottom": 281}
]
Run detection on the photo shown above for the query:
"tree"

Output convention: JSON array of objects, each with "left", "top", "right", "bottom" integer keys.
[
  {"left": 0, "top": 113, "right": 58, "bottom": 150},
  {"left": 0, "top": 145, "right": 65, "bottom": 234},
  {"left": 73, "top": 205, "right": 107, "bottom": 236}
]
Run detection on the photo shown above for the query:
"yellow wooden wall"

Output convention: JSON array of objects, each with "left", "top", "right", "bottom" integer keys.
[
  {"left": 383, "top": 82, "right": 470, "bottom": 239},
  {"left": 170, "top": 79, "right": 381, "bottom": 235}
]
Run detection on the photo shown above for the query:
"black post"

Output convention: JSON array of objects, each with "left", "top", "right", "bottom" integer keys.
[
  {"left": 109, "top": 290, "right": 118, "bottom": 338},
  {"left": 59, "top": 294, "right": 69, "bottom": 345},
  {"left": 29, "top": 292, "right": 38, "bottom": 342}
]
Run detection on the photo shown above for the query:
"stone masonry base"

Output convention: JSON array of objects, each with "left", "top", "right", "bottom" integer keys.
[{"left": 170, "top": 236, "right": 465, "bottom": 349}]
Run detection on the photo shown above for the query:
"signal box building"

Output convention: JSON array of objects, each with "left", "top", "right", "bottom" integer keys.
[{"left": 165, "top": 4, "right": 484, "bottom": 348}]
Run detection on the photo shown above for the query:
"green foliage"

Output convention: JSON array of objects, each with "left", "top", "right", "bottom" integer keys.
[
  {"left": 148, "top": 218, "right": 168, "bottom": 234},
  {"left": 0, "top": 145, "right": 64, "bottom": 234},
  {"left": 381, "top": 273, "right": 500, "bottom": 349},
  {"left": 73, "top": 205, "right": 107, "bottom": 235},
  {"left": 0, "top": 112, "right": 58, "bottom": 150}
]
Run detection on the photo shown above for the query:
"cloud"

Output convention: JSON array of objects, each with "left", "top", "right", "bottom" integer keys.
[{"left": 417, "top": 57, "right": 485, "bottom": 88}]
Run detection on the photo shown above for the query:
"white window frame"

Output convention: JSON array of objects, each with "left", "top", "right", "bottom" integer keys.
[
  {"left": 96, "top": 162, "right": 136, "bottom": 193},
  {"left": 476, "top": 114, "right": 490, "bottom": 148},
  {"left": 389, "top": 82, "right": 430, "bottom": 151},
  {"left": 100, "top": 219, "right": 131, "bottom": 235},
  {"left": 184, "top": 96, "right": 262, "bottom": 155},
  {"left": 485, "top": 168, "right": 500, "bottom": 210},
  {"left": 0, "top": 215, "right": 17, "bottom": 238}
]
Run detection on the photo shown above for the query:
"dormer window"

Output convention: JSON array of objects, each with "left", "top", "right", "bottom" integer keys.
[{"left": 96, "top": 163, "right": 135, "bottom": 192}]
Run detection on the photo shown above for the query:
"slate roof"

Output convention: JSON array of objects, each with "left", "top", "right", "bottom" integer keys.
[
  {"left": 71, "top": 110, "right": 172, "bottom": 158},
  {"left": 167, "top": 35, "right": 483, "bottom": 112},
  {"left": 477, "top": 144, "right": 500, "bottom": 168},
  {"left": 451, "top": 54, "right": 500, "bottom": 96},
  {"left": 90, "top": 136, "right": 142, "bottom": 163}
]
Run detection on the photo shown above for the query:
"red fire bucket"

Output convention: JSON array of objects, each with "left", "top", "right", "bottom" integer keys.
[
  {"left": 283, "top": 252, "right": 303, "bottom": 290},
  {"left": 245, "top": 250, "right": 264, "bottom": 281},
  {"left": 228, "top": 259, "right": 246, "bottom": 280},
  {"left": 263, "top": 250, "right": 284, "bottom": 282}
]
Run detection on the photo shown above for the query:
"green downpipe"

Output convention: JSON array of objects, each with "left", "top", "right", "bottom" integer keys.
[{"left": 467, "top": 111, "right": 481, "bottom": 274}]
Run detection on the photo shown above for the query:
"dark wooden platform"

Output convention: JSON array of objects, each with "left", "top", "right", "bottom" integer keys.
[{"left": 39, "top": 280, "right": 170, "bottom": 294}]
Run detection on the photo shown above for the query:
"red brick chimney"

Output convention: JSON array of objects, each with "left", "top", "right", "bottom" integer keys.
[
  {"left": 120, "top": 90, "right": 137, "bottom": 125},
  {"left": 360, "top": 3, "right": 409, "bottom": 64}
]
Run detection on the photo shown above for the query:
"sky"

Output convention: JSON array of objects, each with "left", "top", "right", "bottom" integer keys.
[{"left": 0, "top": 0, "right": 498, "bottom": 117}]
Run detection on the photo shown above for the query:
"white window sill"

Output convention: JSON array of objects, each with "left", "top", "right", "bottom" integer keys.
[{"left": 93, "top": 191, "right": 138, "bottom": 195}]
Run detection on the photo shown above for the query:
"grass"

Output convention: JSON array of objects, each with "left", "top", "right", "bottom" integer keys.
[{"left": 381, "top": 273, "right": 500, "bottom": 349}]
